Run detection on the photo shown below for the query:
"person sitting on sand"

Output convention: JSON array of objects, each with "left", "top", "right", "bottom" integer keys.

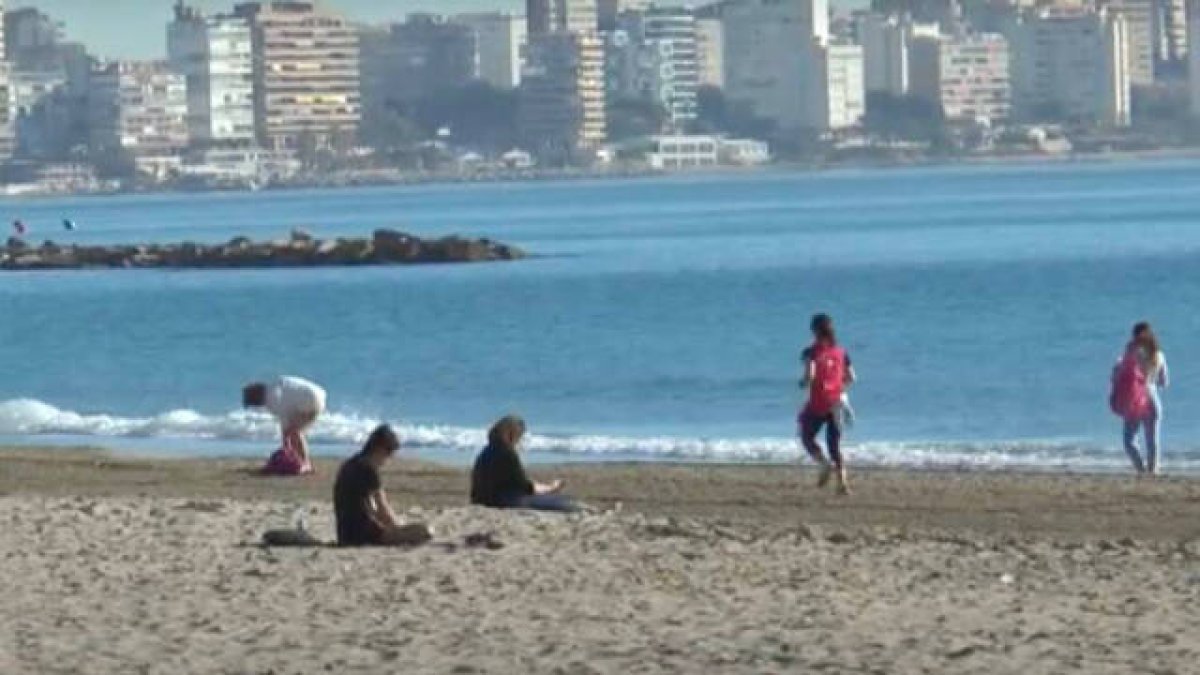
[
  {"left": 333, "top": 424, "right": 432, "bottom": 547},
  {"left": 798, "top": 313, "right": 856, "bottom": 495},
  {"left": 470, "top": 415, "right": 580, "bottom": 512},
  {"left": 243, "top": 376, "right": 326, "bottom": 476}
]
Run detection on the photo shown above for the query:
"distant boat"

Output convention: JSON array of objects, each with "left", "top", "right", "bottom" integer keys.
[
  {"left": 12, "top": 219, "right": 26, "bottom": 236},
  {"left": 63, "top": 219, "right": 76, "bottom": 231}
]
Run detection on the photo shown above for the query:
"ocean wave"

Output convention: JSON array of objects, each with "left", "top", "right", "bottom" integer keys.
[{"left": 0, "top": 398, "right": 1192, "bottom": 471}]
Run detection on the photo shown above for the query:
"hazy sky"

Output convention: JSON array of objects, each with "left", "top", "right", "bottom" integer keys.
[{"left": 9, "top": 1, "right": 526, "bottom": 60}]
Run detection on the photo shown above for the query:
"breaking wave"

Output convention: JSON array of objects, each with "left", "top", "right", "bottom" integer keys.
[{"left": 0, "top": 398, "right": 1192, "bottom": 472}]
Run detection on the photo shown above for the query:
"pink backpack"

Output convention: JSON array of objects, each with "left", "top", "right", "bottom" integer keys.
[
  {"left": 1110, "top": 348, "right": 1151, "bottom": 421},
  {"left": 807, "top": 344, "right": 847, "bottom": 416}
]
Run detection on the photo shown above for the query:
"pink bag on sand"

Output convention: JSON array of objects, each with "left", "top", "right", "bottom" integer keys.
[{"left": 261, "top": 436, "right": 312, "bottom": 476}]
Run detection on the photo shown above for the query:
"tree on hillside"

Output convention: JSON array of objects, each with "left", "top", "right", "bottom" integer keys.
[
  {"left": 691, "top": 86, "right": 776, "bottom": 139},
  {"left": 606, "top": 96, "right": 670, "bottom": 141},
  {"left": 414, "top": 82, "right": 518, "bottom": 151}
]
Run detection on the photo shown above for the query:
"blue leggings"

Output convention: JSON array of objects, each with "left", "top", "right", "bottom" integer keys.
[
  {"left": 800, "top": 410, "right": 843, "bottom": 468},
  {"left": 1123, "top": 391, "right": 1162, "bottom": 473},
  {"left": 500, "top": 494, "right": 581, "bottom": 513}
]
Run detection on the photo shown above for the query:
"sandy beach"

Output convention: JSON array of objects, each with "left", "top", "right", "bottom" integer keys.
[{"left": 0, "top": 448, "right": 1198, "bottom": 673}]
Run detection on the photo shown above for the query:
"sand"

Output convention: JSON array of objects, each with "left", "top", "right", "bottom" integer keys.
[{"left": 0, "top": 449, "right": 1198, "bottom": 674}]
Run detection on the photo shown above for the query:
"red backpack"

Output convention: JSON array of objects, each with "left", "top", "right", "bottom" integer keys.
[
  {"left": 807, "top": 343, "right": 847, "bottom": 416},
  {"left": 1110, "top": 347, "right": 1151, "bottom": 421}
]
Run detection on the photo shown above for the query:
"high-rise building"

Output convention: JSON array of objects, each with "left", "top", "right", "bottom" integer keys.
[
  {"left": 233, "top": 1, "right": 360, "bottom": 151},
  {"left": 694, "top": 17, "right": 724, "bottom": 89},
  {"left": 456, "top": 13, "right": 527, "bottom": 90},
  {"left": 168, "top": 3, "right": 255, "bottom": 147},
  {"left": 1153, "top": 0, "right": 1187, "bottom": 66},
  {"left": 811, "top": 41, "right": 865, "bottom": 130},
  {"left": 1103, "top": 0, "right": 1156, "bottom": 84},
  {"left": 521, "top": 0, "right": 606, "bottom": 160},
  {"left": 909, "top": 32, "right": 1010, "bottom": 123},
  {"left": 721, "top": 0, "right": 832, "bottom": 132},
  {"left": 1189, "top": 0, "right": 1200, "bottom": 113},
  {"left": 361, "top": 14, "right": 478, "bottom": 107},
  {"left": 1009, "top": 7, "right": 1131, "bottom": 127},
  {"left": 607, "top": 7, "right": 699, "bottom": 128},
  {"left": 520, "top": 31, "right": 607, "bottom": 159},
  {"left": 0, "top": 0, "right": 11, "bottom": 161},
  {"left": 598, "top": 0, "right": 651, "bottom": 31},
  {"left": 528, "top": 0, "right": 600, "bottom": 36},
  {"left": 88, "top": 61, "right": 189, "bottom": 159},
  {"left": 858, "top": 14, "right": 942, "bottom": 97}
]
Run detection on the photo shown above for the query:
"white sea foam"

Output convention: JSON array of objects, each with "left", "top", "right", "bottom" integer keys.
[{"left": 0, "top": 398, "right": 1193, "bottom": 471}]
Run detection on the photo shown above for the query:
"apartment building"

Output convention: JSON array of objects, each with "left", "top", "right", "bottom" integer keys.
[
  {"left": 233, "top": 1, "right": 360, "bottom": 151},
  {"left": 168, "top": 3, "right": 256, "bottom": 146}
]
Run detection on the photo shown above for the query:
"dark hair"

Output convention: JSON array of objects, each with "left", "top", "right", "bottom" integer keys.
[
  {"left": 362, "top": 424, "right": 400, "bottom": 456},
  {"left": 488, "top": 415, "right": 526, "bottom": 451},
  {"left": 810, "top": 313, "right": 836, "bottom": 345},
  {"left": 1132, "top": 322, "right": 1160, "bottom": 360},
  {"left": 242, "top": 382, "right": 267, "bottom": 408}
]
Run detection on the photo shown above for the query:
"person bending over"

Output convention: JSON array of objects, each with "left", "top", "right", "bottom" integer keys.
[
  {"left": 243, "top": 376, "right": 326, "bottom": 475},
  {"left": 333, "top": 424, "right": 432, "bottom": 547},
  {"left": 470, "top": 415, "right": 579, "bottom": 512}
]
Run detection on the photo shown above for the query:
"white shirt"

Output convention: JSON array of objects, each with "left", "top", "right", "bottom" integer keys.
[{"left": 264, "top": 376, "right": 327, "bottom": 423}]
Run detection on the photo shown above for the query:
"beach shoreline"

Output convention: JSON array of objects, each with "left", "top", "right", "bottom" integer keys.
[{"left": 1, "top": 447, "right": 1197, "bottom": 673}]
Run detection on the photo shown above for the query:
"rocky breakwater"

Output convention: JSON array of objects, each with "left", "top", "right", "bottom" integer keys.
[{"left": 0, "top": 229, "right": 526, "bottom": 271}]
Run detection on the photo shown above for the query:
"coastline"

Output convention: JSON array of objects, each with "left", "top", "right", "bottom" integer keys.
[
  {"left": 8, "top": 146, "right": 1200, "bottom": 200},
  {"left": 1, "top": 447, "right": 1197, "bottom": 673}
]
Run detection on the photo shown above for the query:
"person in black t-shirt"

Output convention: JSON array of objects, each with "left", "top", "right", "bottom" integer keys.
[
  {"left": 470, "top": 415, "right": 579, "bottom": 512},
  {"left": 333, "top": 424, "right": 432, "bottom": 547}
]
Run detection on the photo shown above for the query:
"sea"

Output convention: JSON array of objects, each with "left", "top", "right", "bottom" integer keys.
[{"left": 1, "top": 158, "right": 1198, "bottom": 472}]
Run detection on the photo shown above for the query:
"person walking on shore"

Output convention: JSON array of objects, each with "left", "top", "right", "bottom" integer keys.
[
  {"left": 333, "top": 424, "right": 432, "bottom": 547},
  {"left": 1111, "top": 322, "right": 1169, "bottom": 475},
  {"left": 798, "top": 313, "right": 856, "bottom": 495},
  {"left": 243, "top": 376, "right": 326, "bottom": 476}
]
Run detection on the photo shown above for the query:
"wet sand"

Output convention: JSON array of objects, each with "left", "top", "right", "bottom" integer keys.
[{"left": 0, "top": 448, "right": 1197, "bottom": 673}]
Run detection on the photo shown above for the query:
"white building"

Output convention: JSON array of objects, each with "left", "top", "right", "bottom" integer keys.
[
  {"left": 168, "top": 3, "right": 255, "bottom": 147},
  {"left": 644, "top": 133, "right": 718, "bottom": 168},
  {"left": 910, "top": 32, "right": 1010, "bottom": 124},
  {"left": 1009, "top": 7, "right": 1131, "bottom": 127},
  {"left": 607, "top": 7, "right": 699, "bottom": 128},
  {"left": 695, "top": 17, "right": 724, "bottom": 88},
  {"left": 88, "top": 61, "right": 189, "bottom": 162},
  {"left": 456, "top": 12, "right": 527, "bottom": 89},
  {"left": 528, "top": 0, "right": 600, "bottom": 36},
  {"left": 1103, "top": 0, "right": 1155, "bottom": 85},
  {"left": 721, "top": 0, "right": 831, "bottom": 132},
  {"left": 718, "top": 137, "right": 770, "bottom": 164},
  {"left": 811, "top": 41, "right": 865, "bottom": 130}
]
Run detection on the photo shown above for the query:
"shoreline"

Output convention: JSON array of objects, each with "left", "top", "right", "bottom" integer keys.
[{"left": 2, "top": 446, "right": 1197, "bottom": 542}]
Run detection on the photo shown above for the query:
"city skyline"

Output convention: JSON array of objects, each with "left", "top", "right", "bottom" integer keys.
[{"left": 9, "top": 0, "right": 526, "bottom": 59}]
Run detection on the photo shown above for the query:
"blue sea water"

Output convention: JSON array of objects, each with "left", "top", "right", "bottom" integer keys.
[{"left": 1, "top": 159, "right": 1198, "bottom": 471}]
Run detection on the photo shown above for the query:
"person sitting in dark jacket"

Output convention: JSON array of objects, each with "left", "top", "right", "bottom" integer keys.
[
  {"left": 470, "top": 415, "right": 579, "bottom": 512},
  {"left": 333, "top": 424, "right": 433, "bottom": 546}
]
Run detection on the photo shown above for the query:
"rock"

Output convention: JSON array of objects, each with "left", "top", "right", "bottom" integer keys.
[{"left": 0, "top": 231, "right": 524, "bottom": 271}]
